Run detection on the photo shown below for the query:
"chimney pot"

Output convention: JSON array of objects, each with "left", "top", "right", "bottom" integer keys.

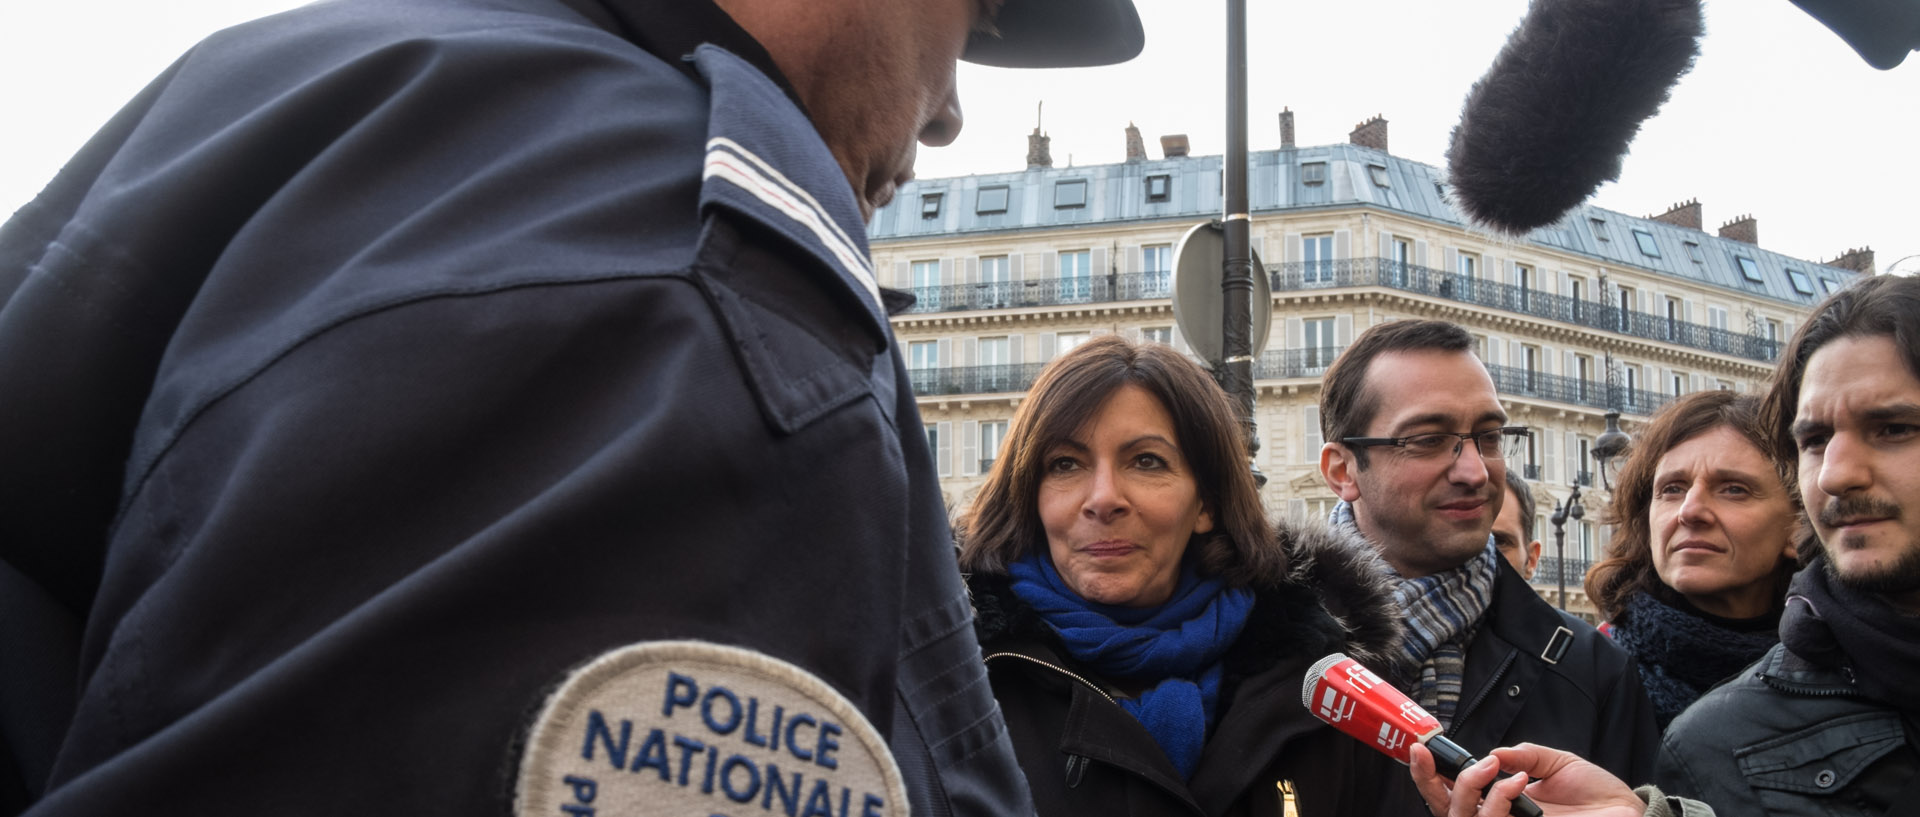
[
  {"left": 1278, "top": 108, "right": 1295, "bottom": 150},
  {"left": 1160, "top": 134, "right": 1190, "bottom": 159},
  {"left": 1718, "top": 214, "right": 1758, "bottom": 246},
  {"left": 1027, "top": 127, "right": 1052, "bottom": 168},
  {"left": 1649, "top": 198, "right": 1703, "bottom": 231},
  {"left": 1125, "top": 122, "right": 1146, "bottom": 163},
  {"left": 1349, "top": 114, "right": 1388, "bottom": 153}
]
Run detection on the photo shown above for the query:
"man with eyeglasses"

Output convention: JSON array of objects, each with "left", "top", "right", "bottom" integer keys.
[{"left": 1316, "top": 319, "right": 1657, "bottom": 815}]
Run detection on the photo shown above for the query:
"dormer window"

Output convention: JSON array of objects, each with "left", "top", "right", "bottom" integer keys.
[
  {"left": 976, "top": 185, "right": 1009, "bottom": 215},
  {"left": 1054, "top": 179, "right": 1087, "bottom": 209},
  {"left": 920, "top": 193, "right": 943, "bottom": 219},
  {"left": 1367, "top": 163, "right": 1390, "bottom": 188},
  {"left": 1632, "top": 229, "right": 1660, "bottom": 257},
  {"left": 1145, "top": 174, "right": 1171, "bottom": 202},
  {"left": 1300, "top": 162, "right": 1326, "bottom": 185}
]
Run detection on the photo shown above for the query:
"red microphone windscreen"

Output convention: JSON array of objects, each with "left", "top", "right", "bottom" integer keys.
[{"left": 1301, "top": 653, "right": 1442, "bottom": 765}]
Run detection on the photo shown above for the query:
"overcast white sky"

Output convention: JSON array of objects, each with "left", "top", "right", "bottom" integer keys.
[{"left": 4, "top": 0, "right": 1916, "bottom": 272}]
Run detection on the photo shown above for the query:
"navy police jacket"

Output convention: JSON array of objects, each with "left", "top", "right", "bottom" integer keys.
[{"left": 0, "top": 0, "right": 1031, "bottom": 815}]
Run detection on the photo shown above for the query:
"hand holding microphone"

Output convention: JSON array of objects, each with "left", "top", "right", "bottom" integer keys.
[{"left": 1301, "top": 653, "right": 1543, "bottom": 817}]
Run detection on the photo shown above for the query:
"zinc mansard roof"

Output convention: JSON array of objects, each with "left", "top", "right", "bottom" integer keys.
[{"left": 868, "top": 143, "right": 1859, "bottom": 307}]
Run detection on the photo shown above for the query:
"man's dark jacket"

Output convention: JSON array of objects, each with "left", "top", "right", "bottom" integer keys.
[
  {"left": 969, "top": 521, "right": 1406, "bottom": 816},
  {"left": 0, "top": 0, "right": 1031, "bottom": 814},
  {"left": 1657, "top": 624, "right": 1920, "bottom": 814},
  {"left": 1371, "top": 560, "right": 1661, "bottom": 814}
]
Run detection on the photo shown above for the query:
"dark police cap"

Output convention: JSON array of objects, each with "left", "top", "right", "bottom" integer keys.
[{"left": 963, "top": 0, "right": 1145, "bottom": 68}]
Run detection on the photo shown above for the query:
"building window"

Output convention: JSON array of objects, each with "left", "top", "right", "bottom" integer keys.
[
  {"left": 1368, "top": 163, "right": 1391, "bottom": 188},
  {"left": 1304, "top": 234, "right": 1334, "bottom": 283},
  {"left": 925, "top": 424, "right": 938, "bottom": 455},
  {"left": 1589, "top": 218, "right": 1610, "bottom": 242},
  {"left": 1301, "top": 162, "right": 1326, "bottom": 185},
  {"left": 1664, "top": 296, "right": 1683, "bottom": 340},
  {"left": 978, "top": 336, "right": 1011, "bottom": 366},
  {"left": 920, "top": 192, "right": 943, "bottom": 219},
  {"left": 911, "top": 259, "right": 940, "bottom": 289},
  {"left": 1765, "top": 318, "right": 1782, "bottom": 346},
  {"left": 980, "top": 420, "right": 1009, "bottom": 472},
  {"left": 1632, "top": 229, "right": 1660, "bottom": 257},
  {"left": 1145, "top": 174, "right": 1171, "bottom": 202},
  {"left": 1684, "top": 241, "right": 1703, "bottom": 263},
  {"left": 1616, "top": 285, "right": 1635, "bottom": 331},
  {"left": 1820, "top": 278, "right": 1840, "bottom": 294},
  {"left": 1457, "top": 251, "right": 1477, "bottom": 278},
  {"left": 1787, "top": 269, "right": 1815, "bottom": 295},
  {"left": 1708, "top": 306, "right": 1729, "bottom": 331},
  {"left": 1575, "top": 353, "right": 1594, "bottom": 402},
  {"left": 1623, "top": 364, "right": 1639, "bottom": 397},
  {"left": 1054, "top": 179, "right": 1088, "bottom": 209},
  {"left": 1670, "top": 370, "right": 1686, "bottom": 397},
  {"left": 1142, "top": 243, "right": 1173, "bottom": 290},
  {"left": 979, "top": 255, "right": 1010, "bottom": 284},
  {"left": 1303, "top": 317, "right": 1335, "bottom": 369},
  {"left": 1521, "top": 344, "right": 1540, "bottom": 391},
  {"left": 1059, "top": 250, "right": 1091, "bottom": 300},
  {"left": 1141, "top": 326, "right": 1173, "bottom": 345},
  {"left": 1393, "top": 239, "right": 1411, "bottom": 265},
  {"left": 976, "top": 185, "right": 1009, "bottom": 215},
  {"left": 1736, "top": 256, "right": 1763, "bottom": 283},
  {"left": 1056, "top": 331, "right": 1090, "bottom": 356},
  {"left": 908, "top": 340, "right": 938, "bottom": 370}
]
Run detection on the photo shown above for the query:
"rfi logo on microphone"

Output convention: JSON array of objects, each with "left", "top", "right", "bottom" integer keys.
[
  {"left": 1398, "top": 701, "right": 1432, "bottom": 724},
  {"left": 1343, "top": 664, "right": 1383, "bottom": 691},
  {"left": 1316, "top": 687, "right": 1356, "bottom": 723},
  {"left": 1374, "top": 722, "right": 1409, "bottom": 752}
]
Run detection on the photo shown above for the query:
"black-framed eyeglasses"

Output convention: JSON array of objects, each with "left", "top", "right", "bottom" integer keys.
[{"left": 1340, "top": 427, "right": 1531, "bottom": 461}]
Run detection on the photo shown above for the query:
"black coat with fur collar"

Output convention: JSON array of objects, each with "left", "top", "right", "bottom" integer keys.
[{"left": 968, "top": 519, "right": 1406, "bottom": 817}]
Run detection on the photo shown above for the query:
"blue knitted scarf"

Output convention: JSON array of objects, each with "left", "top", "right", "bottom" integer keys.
[{"left": 1008, "top": 550, "right": 1255, "bottom": 780}]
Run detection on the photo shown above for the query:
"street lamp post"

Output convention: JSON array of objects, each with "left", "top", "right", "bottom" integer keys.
[
  {"left": 1220, "top": 0, "right": 1262, "bottom": 485},
  {"left": 1549, "top": 483, "right": 1584, "bottom": 611}
]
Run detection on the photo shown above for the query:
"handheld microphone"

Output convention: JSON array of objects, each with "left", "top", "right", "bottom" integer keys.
[
  {"left": 1445, "top": 0, "right": 1704, "bottom": 235},
  {"left": 1302, "top": 653, "right": 1542, "bottom": 817}
]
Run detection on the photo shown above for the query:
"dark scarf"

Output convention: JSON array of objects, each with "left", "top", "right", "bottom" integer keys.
[
  {"left": 1007, "top": 550, "right": 1255, "bottom": 780},
  {"left": 1609, "top": 591, "right": 1779, "bottom": 729},
  {"left": 1331, "top": 500, "right": 1496, "bottom": 727},
  {"left": 1781, "top": 556, "right": 1920, "bottom": 722}
]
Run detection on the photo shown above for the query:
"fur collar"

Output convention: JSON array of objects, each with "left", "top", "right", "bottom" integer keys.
[{"left": 969, "top": 517, "right": 1404, "bottom": 680}]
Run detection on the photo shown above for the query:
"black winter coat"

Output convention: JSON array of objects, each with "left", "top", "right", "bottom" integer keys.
[
  {"left": 1367, "top": 560, "right": 1661, "bottom": 816},
  {"left": 969, "top": 521, "right": 1407, "bottom": 817},
  {"left": 1657, "top": 642, "right": 1920, "bottom": 815}
]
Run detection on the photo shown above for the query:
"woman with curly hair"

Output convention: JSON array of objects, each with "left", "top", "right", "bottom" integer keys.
[{"left": 1586, "top": 390, "right": 1801, "bottom": 729}]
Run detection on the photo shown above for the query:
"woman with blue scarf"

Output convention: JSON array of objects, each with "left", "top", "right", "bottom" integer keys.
[{"left": 958, "top": 336, "right": 1405, "bottom": 816}]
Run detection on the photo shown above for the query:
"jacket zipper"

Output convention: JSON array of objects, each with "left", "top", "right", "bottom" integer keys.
[
  {"left": 984, "top": 652, "right": 1112, "bottom": 791},
  {"left": 1447, "top": 651, "right": 1517, "bottom": 738},
  {"left": 983, "top": 651, "right": 1119, "bottom": 704}
]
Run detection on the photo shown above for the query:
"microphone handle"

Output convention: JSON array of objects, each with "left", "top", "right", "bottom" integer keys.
[{"left": 1426, "top": 735, "right": 1544, "bottom": 817}]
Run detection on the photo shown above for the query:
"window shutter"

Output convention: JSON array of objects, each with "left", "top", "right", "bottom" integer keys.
[
  {"left": 1335, "top": 315, "right": 1353, "bottom": 346},
  {"left": 960, "top": 338, "right": 977, "bottom": 368},
  {"left": 1043, "top": 252, "right": 1057, "bottom": 277},
  {"left": 937, "top": 421, "right": 953, "bottom": 477},
  {"left": 1564, "top": 351, "right": 1577, "bottom": 382},
  {"left": 1334, "top": 229, "right": 1351, "bottom": 260},
  {"left": 1008, "top": 334, "right": 1024, "bottom": 366},
  {"left": 1040, "top": 332, "right": 1057, "bottom": 361},
  {"left": 1303, "top": 404, "right": 1323, "bottom": 462},
  {"left": 1445, "top": 247, "right": 1458, "bottom": 274},
  {"left": 938, "top": 258, "right": 951, "bottom": 286},
  {"left": 1505, "top": 258, "right": 1517, "bottom": 286},
  {"left": 965, "top": 256, "right": 979, "bottom": 284},
  {"left": 1378, "top": 231, "right": 1395, "bottom": 258},
  {"left": 1544, "top": 433, "right": 1559, "bottom": 483},
  {"left": 1485, "top": 336, "right": 1502, "bottom": 366},
  {"left": 1092, "top": 247, "right": 1108, "bottom": 276},
  {"left": 1126, "top": 245, "right": 1141, "bottom": 274},
  {"left": 1011, "top": 254, "right": 1025, "bottom": 282},
  {"left": 1566, "top": 431, "right": 1580, "bottom": 482},
  {"left": 962, "top": 420, "right": 979, "bottom": 477},
  {"left": 1414, "top": 240, "right": 1429, "bottom": 267},
  {"left": 1541, "top": 345, "right": 1557, "bottom": 374},
  {"left": 1684, "top": 300, "right": 1696, "bottom": 324},
  {"left": 894, "top": 260, "right": 911, "bottom": 288},
  {"left": 1287, "top": 316, "right": 1304, "bottom": 348},
  {"left": 937, "top": 338, "right": 952, "bottom": 367},
  {"left": 1510, "top": 341, "right": 1525, "bottom": 371},
  {"left": 1286, "top": 233, "right": 1304, "bottom": 263}
]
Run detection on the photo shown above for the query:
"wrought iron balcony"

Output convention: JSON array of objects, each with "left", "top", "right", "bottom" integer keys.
[
  {"left": 900, "top": 271, "right": 1172, "bottom": 314},
  {"left": 907, "top": 363, "right": 1048, "bottom": 396},
  {"left": 1487, "top": 363, "right": 1674, "bottom": 416},
  {"left": 1523, "top": 464, "right": 1542, "bottom": 480},
  {"left": 1533, "top": 556, "right": 1594, "bottom": 588},
  {"left": 1574, "top": 470, "right": 1594, "bottom": 487},
  {"left": 1265, "top": 258, "right": 1780, "bottom": 362},
  {"left": 1254, "top": 346, "right": 1345, "bottom": 379}
]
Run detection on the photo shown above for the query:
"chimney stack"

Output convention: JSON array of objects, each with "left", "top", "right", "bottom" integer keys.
[
  {"left": 1160, "top": 134, "right": 1190, "bottom": 159},
  {"left": 1718, "top": 214, "right": 1757, "bottom": 246},
  {"left": 1125, "top": 122, "right": 1147, "bottom": 163},
  {"left": 1648, "top": 199, "right": 1702, "bottom": 231},
  {"left": 1278, "top": 108, "right": 1295, "bottom": 150},
  {"left": 1826, "top": 247, "right": 1875, "bottom": 274},
  {"left": 1349, "top": 115, "right": 1387, "bottom": 153},
  {"left": 1027, "top": 127, "right": 1052, "bottom": 168}
]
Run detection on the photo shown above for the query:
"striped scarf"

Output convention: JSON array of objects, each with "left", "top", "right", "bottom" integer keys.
[{"left": 1332, "top": 500, "right": 1498, "bottom": 728}]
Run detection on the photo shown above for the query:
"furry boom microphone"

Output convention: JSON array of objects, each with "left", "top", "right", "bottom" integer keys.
[{"left": 1447, "top": 0, "right": 1704, "bottom": 235}]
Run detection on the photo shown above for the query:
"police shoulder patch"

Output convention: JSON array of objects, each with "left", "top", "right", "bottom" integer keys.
[{"left": 516, "top": 640, "right": 908, "bottom": 817}]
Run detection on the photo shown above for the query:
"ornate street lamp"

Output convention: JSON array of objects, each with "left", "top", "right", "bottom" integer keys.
[
  {"left": 1549, "top": 484, "right": 1584, "bottom": 611},
  {"left": 1592, "top": 410, "right": 1632, "bottom": 492}
]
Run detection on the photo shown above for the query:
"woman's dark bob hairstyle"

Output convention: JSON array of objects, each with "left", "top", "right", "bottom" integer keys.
[
  {"left": 956, "top": 335, "right": 1281, "bottom": 584},
  {"left": 1584, "top": 390, "right": 1802, "bottom": 618}
]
